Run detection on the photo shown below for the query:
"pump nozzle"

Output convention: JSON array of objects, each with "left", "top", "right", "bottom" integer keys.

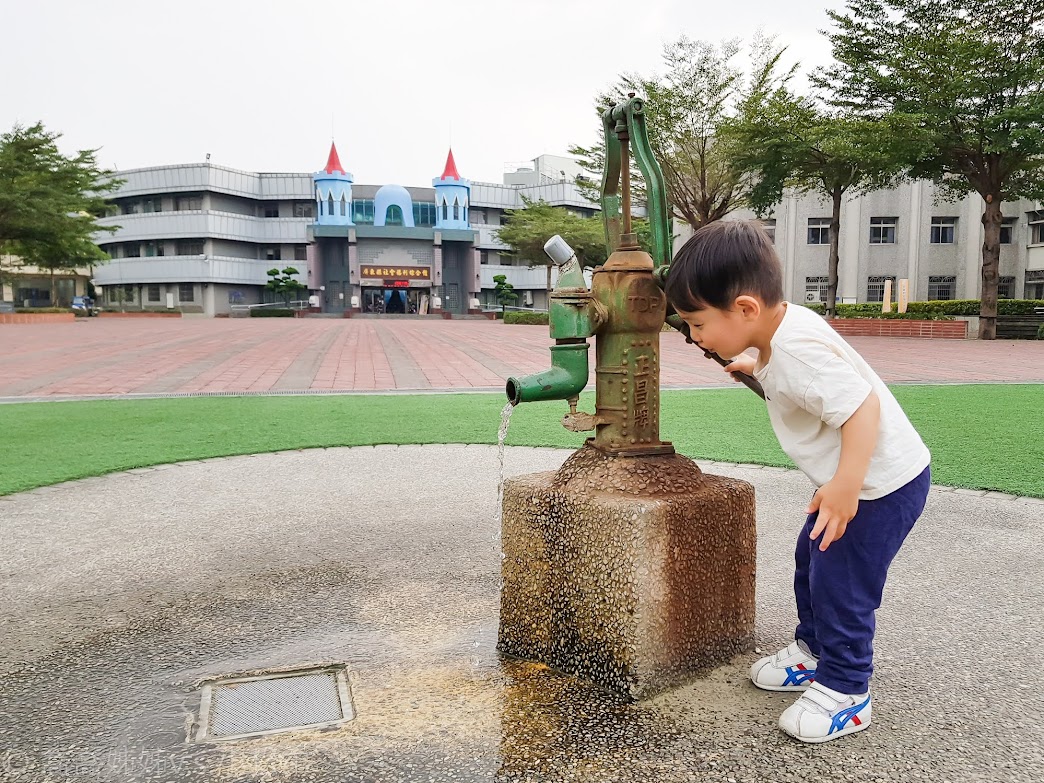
[{"left": 543, "top": 235, "right": 576, "bottom": 266}]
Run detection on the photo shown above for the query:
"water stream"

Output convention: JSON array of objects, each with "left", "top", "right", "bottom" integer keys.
[{"left": 493, "top": 402, "right": 515, "bottom": 551}]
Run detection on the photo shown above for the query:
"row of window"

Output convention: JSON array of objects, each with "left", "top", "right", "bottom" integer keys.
[
  {"left": 805, "top": 274, "right": 1026, "bottom": 302},
  {"left": 800, "top": 217, "right": 1022, "bottom": 246},
  {"left": 120, "top": 197, "right": 316, "bottom": 219},
  {"left": 317, "top": 197, "right": 465, "bottom": 227},
  {"left": 105, "top": 241, "right": 307, "bottom": 262},
  {"left": 104, "top": 284, "right": 195, "bottom": 304}
]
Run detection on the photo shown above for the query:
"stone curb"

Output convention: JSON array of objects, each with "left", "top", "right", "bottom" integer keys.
[{"left": 3, "top": 445, "right": 1042, "bottom": 505}]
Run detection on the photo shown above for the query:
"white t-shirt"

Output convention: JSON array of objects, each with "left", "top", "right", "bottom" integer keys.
[{"left": 753, "top": 303, "right": 931, "bottom": 500}]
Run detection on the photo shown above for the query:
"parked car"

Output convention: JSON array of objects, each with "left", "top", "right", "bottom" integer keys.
[{"left": 70, "top": 296, "right": 99, "bottom": 317}]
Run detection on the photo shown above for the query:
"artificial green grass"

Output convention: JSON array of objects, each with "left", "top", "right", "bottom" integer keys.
[{"left": 1, "top": 384, "right": 1041, "bottom": 497}]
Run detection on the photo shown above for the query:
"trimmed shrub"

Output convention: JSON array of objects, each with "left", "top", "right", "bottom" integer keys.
[
  {"left": 1038, "top": 323, "right": 1044, "bottom": 340},
  {"left": 804, "top": 299, "right": 1044, "bottom": 318},
  {"left": 16, "top": 307, "right": 68, "bottom": 313},
  {"left": 906, "top": 299, "right": 1044, "bottom": 316},
  {"left": 503, "top": 311, "right": 549, "bottom": 325},
  {"left": 250, "top": 308, "right": 295, "bottom": 317}
]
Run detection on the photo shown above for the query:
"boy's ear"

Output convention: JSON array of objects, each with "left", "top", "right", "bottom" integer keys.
[{"left": 734, "top": 295, "right": 762, "bottom": 320}]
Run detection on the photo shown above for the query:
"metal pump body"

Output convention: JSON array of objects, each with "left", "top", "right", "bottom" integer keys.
[{"left": 505, "top": 96, "right": 677, "bottom": 455}]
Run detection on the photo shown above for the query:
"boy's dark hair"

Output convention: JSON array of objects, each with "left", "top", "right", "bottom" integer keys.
[{"left": 665, "top": 220, "right": 784, "bottom": 312}]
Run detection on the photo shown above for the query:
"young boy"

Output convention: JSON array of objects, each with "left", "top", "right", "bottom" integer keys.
[{"left": 665, "top": 220, "right": 931, "bottom": 744}]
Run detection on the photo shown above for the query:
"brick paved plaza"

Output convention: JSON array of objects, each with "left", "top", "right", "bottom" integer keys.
[{"left": 2, "top": 318, "right": 1043, "bottom": 398}]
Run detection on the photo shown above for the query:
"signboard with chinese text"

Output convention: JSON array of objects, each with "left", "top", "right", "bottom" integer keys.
[{"left": 361, "top": 265, "right": 430, "bottom": 282}]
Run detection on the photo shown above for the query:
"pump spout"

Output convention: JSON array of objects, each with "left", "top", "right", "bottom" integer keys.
[{"left": 506, "top": 342, "right": 589, "bottom": 405}]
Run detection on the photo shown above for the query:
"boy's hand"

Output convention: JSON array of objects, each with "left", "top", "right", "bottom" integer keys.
[
  {"left": 724, "top": 354, "right": 757, "bottom": 379},
  {"left": 807, "top": 478, "right": 861, "bottom": 551}
]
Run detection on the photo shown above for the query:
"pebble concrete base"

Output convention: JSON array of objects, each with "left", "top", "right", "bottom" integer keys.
[{"left": 499, "top": 445, "right": 756, "bottom": 700}]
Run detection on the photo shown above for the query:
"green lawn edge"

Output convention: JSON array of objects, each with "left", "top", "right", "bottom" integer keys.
[{"left": 1, "top": 384, "right": 1041, "bottom": 498}]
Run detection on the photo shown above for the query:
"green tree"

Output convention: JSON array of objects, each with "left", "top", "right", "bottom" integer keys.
[
  {"left": 570, "top": 34, "right": 793, "bottom": 231},
  {"left": 0, "top": 123, "right": 120, "bottom": 280},
  {"left": 817, "top": 0, "right": 1044, "bottom": 338},
  {"left": 497, "top": 199, "right": 609, "bottom": 295},
  {"left": 266, "top": 266, "right": 307, "bottom": 306},
  {"left": 19, "top": 238, "right": 108, "bottom": 307},
  {"left": 724, "top": 85, "right": 924, "bottom": 317},
  {"left": 493, "top": 274, "right": 518, "bottom": 315},
  {"left": 497, "top": 198, "right": 658, "bottom": 294}
]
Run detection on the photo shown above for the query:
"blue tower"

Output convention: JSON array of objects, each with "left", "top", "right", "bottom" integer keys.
[
  {"left": 433, "top": 149, "right": 470, "bottom": 230},
  {"left": 314, "top": 142, "right": 353, "bottom": 226}
]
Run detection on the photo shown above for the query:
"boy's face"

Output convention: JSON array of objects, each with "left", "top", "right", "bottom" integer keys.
[{"left": 676, "top": 300, "right": 758, "bottom": 358}]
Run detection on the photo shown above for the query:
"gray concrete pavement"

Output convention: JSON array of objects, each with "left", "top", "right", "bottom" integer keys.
[{"left": 1, "top": 445, "right": 1042, "bottom": 782}]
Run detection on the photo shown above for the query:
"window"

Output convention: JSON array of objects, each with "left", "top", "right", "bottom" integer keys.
[
  {"left": 340, "top": 194, "right": 347, "bottom": 216},
  {"left": 105, "top": 285, "right": 136, "bottom": 304},
  {"left": 441, "top": 200, "right": 448, "bottom": 221},
  {"left": 263, "top": 205, "right": 280, "bottom": 218},
  {"left": 175, "top": 195, "right": 202, "bottom": 211},
  {"left": 867, "top": 276, "right": 897, "bottom": 303},
  {"left": 385, "top": 204, "right": 404, "bottom": 226},
  {"left": 294, "top": 245, "right": 308, "bottom": 262},
  {"left": 124, "top": 242, "right": 141, "bottom": 258},
  {"left": 1000, "top": 218, "right": 1016, "bottom": 244},
  {"left": 148, "top": 285, "right": 161, "bottom": 302},
  {"left": 805, "top": 276, "right": 830, "bottom": 303},
  {"left": 352, "top": 199, "right": 375, "bottom": 224},
  {"left": 142, "top": 197, "right": 163, "bottom": 213},
  {"left": 453, "top": 197, "right": 460, "bottom": 221},
  {"left": 998, "top": 276, "right": 1016, "bottom": 299},
  {"left": 413, "top": 202, "right": 437, "bottom": 227},
  {"left": 121, "top": 201, "right": 141, "bottom": 215},
  {"left": 761, "top": 219, "right": 776, "bottom": 242},
  {"left": 178, "top": 283, "right": 194, "bottom": 302},
  {"left": 807, "top": 218, "right": 830, "bottom": 245},
  {"left": 1029, "top": 212, "right": 1044, "bottom": 244},
  {"left": 16, "top": 287, "right": 50, "bottom": 305},
  {"left": 293, "top": 201, "right": 314, "bottom": 219},
  {"left": 930, "top": 217, "right": 957, "bottom": 244},
  {"left": 263, "top": 246, "right": 281, "bottom": 261},
  {"left": 144, "top": 241, "right": 164, "bottom": 257},
  {"left": 327, "top": 194, "right": 334, "bottom": 217},
  {"left": 1026, "top": 271, "right": 1044, "bottom": 299},
  {"left": 927, "top": 275, "right": 956, "bottom": 300},
  {"left": 480, "top": 250, "right": 489, "bottom": 265},
  {"left": 870, "top": 217, "right": 897, "bottom": 244},
  {"left": 176, "top": 240, "right": 204, "bottom": 256}
]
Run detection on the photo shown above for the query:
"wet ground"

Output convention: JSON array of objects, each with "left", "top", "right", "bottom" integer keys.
[{"left": 1, "top": 445, "right": 1042, "bottom": 782}]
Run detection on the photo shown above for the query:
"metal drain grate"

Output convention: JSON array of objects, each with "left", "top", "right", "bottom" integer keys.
[{"left": 194, "top": 666, "right": 354, "bottom": 742}]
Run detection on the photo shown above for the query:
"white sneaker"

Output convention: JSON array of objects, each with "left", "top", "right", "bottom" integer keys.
[
  {"left": 779, "top": 681, "right": 872, "bottom": 743},
  {"left": 749, "top": 641, "right": 818, "bottom": 691}
]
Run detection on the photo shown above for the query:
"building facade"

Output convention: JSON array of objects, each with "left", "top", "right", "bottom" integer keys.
[
  {"left": 92, "top": 147, "right": 598, "bottom": 316},
  {"left": 674, "top": 182, "right": 1044, "bottom": 304},
  {"left": 0, "top": 256, "right": 90, "bottom": 307}
]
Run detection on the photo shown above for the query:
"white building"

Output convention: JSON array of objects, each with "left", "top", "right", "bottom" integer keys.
[
  {"left": 674, "top": 183, "right": 1044, "bottom": 303},
  {"left": 92, "top": 148, "right": 598, "bottom": 317}
]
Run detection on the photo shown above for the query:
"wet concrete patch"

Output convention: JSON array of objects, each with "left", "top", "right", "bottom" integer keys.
[{"left": 1, "top": 445, "right": 1042, "bottom": 782}]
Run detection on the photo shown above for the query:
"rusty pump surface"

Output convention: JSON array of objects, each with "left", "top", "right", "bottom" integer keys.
[{"left": 498, "top": 96, "right": 758, "bottom": 701}]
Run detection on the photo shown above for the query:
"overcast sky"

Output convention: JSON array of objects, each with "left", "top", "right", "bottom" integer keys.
[{"left": 1, "top": 0, "right": 845, "bottom": 186}]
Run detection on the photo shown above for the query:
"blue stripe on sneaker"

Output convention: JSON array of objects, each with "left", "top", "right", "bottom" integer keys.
[
  {"left": 782, "top": 666, "right": 817, "bottom": 686},
  {"left": 828, "top": 694, "right": 871, "bottom": 734}
]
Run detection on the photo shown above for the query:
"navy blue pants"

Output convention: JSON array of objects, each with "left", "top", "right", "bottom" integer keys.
[{"left": 794, "top": 467, "right": 930, "bottom": 694}]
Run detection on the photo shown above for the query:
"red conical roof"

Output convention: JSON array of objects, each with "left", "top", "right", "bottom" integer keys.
[
  {"left": 440, "top": 148, "right": 460, "bottom": 181},
  {"left": 323, "top": 141, "right": 345, "bottom": 175}
]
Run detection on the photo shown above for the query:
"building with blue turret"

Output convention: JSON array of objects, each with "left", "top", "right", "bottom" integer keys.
[{"left": 88, "top": 147, "right": 602, "bottom": 316}]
